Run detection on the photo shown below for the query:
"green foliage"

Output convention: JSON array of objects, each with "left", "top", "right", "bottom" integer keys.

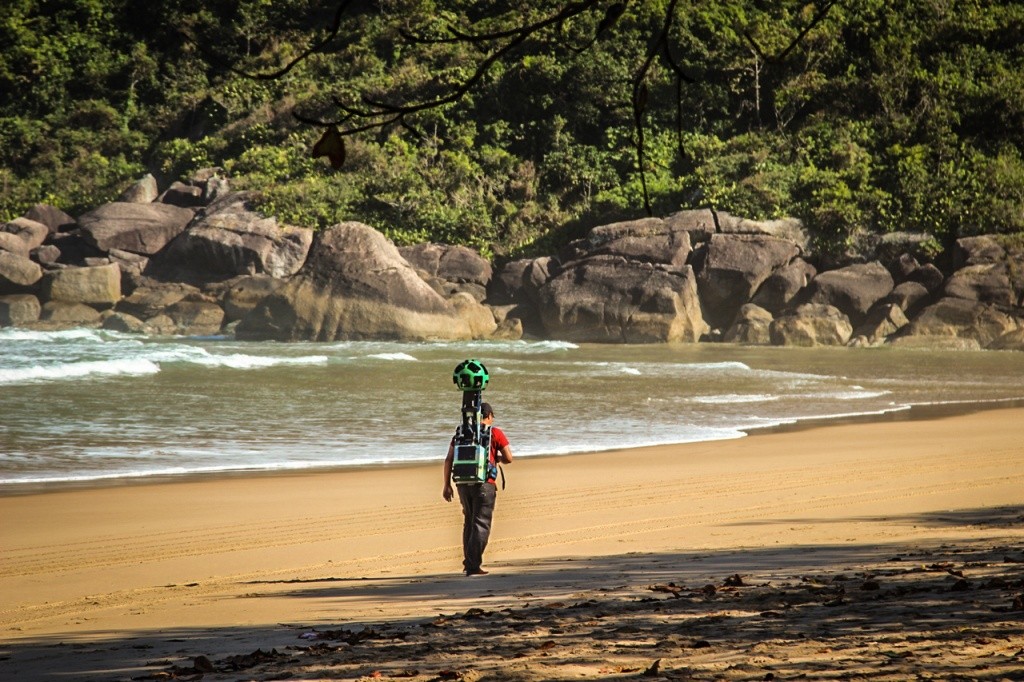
[{"left": 0, "top": 0, "right": 1022, "bottom": 262}]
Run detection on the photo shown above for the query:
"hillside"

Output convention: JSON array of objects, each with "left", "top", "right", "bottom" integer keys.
[{"left": 2, "top": 0, "right": 1023, "bottom": 259}]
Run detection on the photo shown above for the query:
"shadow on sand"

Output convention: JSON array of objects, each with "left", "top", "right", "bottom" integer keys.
[{"left": 3, "top": 506, "right": 1023, "bottom": 681}]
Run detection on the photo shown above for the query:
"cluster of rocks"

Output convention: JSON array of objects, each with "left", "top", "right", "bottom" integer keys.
[{"left": 2, "top": 171, "right": 1023, "bottom": 351}]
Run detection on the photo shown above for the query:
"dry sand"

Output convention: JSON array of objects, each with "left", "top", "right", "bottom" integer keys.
[{"left": 1, "top": 406, "right": 1023, "bottom": 680}]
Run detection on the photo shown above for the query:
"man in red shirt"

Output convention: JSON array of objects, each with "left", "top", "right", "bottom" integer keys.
[{"left": 442, "top": 402, "right": 513, "bottom": 576}]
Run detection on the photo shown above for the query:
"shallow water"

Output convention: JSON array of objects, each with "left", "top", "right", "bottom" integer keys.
[{"left": 2, "top": 327, "right": 1023, "bottom": 487}]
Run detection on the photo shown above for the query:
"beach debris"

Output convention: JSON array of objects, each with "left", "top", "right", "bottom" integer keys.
[
  {"left": 643, "top": 659, "right": 661, "bottom": 677},
  {"left": 950, "top": 577, "right": 971, "bottom": 591},
  {"left": 1013, "top": 593, "right": 1024, "bottom": 610},
  {"left": 724, "top": 574, "right": 746, "bottom": 587},
  {"left": 861, "top": 580, "right": 881, "bottom": 591},
  {"left": 193, "top": 655, "right": 215, "bottom": 672},
  {"left": 649, "top": 582, "right": 685, "bottom": 597}
]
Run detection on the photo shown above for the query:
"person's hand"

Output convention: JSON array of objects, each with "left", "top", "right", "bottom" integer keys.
[{"left": 443, "top": 482, "right": 454, "bottom": 502}]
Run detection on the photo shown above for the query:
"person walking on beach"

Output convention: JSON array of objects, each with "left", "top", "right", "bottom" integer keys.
[{"left": 442, "top": 402, "right": 513, "bottom": 576}]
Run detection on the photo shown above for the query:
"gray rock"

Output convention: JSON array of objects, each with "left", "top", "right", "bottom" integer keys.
[
  {"left": 117, "top": 174, "right": 160, "bottom": 203},
  {"left": 853, "top": 303, "right": 910, "bottom": 346},
  {"left": 41, "top": 264, "right": 121, "bottom": 306},
  {"left": 40, "top": 301, "right": 102, "bottom": 326},
  {"left": 538, "top": 256, "right": 706, "bottom": 343},
  {"left": 107, "top": 249, "right": 150, "bottom": 295},
  {"left": 0, "top": 251, "right": 44, "bottom": 292},
  {"left": 237, "top": 222, "right": 477, "bottom": 341},
  {"left": 488, "top": 259, "right": 532, "bottom": 305},
  {"left": 0, "top": 294, "right": 41, "bottom": 326},
  {"left": 907, "top": 262, "right": 945, "bottom": 293},
  {"left": 164, "top": 299, "right": 225, "bottom": 335},
  {"left": 31, "top": 244, "right": 62, "bottom": 265},
  {"left": 900, "top": 297, "right": 1018, "bottom": 347},
  {"left": 220, "top": 275, "right": 285, "bottom": 322},
  {"left": 724, "top": 304, "right": 773, "bottom": 345},
  {"left": 954, "top": 235, "right": 1004, "bottom": 268},
  {"left": 663, "top": 209, "right": 808, "bottom": 251},
  {"left": 23, "top": 204, "right": 75, "bottom": 233},
  {"left": 449, "top": 292, "right": 497, "bottom": 339},
  {"left": 561, "top": 217, "right": 692, "bottom": 270},
  {"left": 697, "top": 234, "right": 802, "bottom": 330},
  {"left": 150, "top": 193, "right": 312, "bottom": 281},
  {"left": 116, "top": 283, "right": 199, "bottom": 320},
  {"left": 144, "top": 313, "right": 178, "bottom": 336},
  {"left": 769, "top": 303, "right": 853, "bottom": 347},
  {"left": 0, "top": 232, "right": 30, "bottom": 257},
  {"left": 491, "top": 316, "right": 523, "bottom": 340},
  {"left": 399, "top": 243, "right": 493, "bottom": 286},
  {"left": 942, "top": 263, "right": 1014, "bottom": 305},
  {"left": 2, "top": 217, "right": 49, "bottom": 250},
  {"left": 78, "top": 202, "right": 194, "bottom": 255},
  {"left": 987, "top": 327, "right": 1024, "bottom": 351},
  {"left": 102, "top": 311, "right": 148, "bottom": 334},
  {"left": 805, "top": 262, "right": 894, "bottom": 327},
  {"left": 750, "top": 258, "right": 817, "bottom": 314},
  {"left": 883, "top": 281, "right": 931, "bottom": 318},
  {"left": 159, "top": 181, "right": 205, "bottom": 208}
]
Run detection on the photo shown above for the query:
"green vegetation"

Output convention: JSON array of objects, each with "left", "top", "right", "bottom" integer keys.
[{"left": 2, "top": 0, "right": 1023, "bottom": 259}]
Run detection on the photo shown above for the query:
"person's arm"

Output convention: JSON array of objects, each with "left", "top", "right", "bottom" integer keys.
[
  {"left": 442, "top": 443, "right": 455, "bottom": 502},
  {"left": 494, "top": 429, "right": 512, "bottom": 464}
]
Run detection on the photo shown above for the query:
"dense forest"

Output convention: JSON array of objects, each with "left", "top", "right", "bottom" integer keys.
[{"left": 2, "top": 0, "right": 1023, "bottom": 259}]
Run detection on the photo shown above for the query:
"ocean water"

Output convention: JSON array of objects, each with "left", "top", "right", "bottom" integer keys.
[{"left": 2, "top": 327, "right": 1024, "bottom": 489}]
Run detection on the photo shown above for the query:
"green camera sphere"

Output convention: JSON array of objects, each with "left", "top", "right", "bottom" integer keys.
[{"left": 453, "top": 359, "right": 489, "bottom": 391}]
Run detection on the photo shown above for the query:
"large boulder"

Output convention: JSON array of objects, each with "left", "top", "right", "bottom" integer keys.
[
  {"left": 560, "top": 217, "right": 693, "bottom": 269},
  {"left": 39, "top": 301, "right": 102, "bottom": 327},
  {"left": 696, "top": 233, "right": 802, "bottom": 330},
  {"left": 882, "top": 281, "right": 932, "bottom": 318},
  {"left": 0, "top": 251, "right": 43, "bottom": 292},
  {"left": 399, "top": 243, "right": 493, "bottom": 286},
  {"left": 237, "top": 222, "right": 478, "bottom": 341},
  {"left": 664, "top": 209, "right": 808, "bottom": 251},
  {"left": 769, "top": 303, "right": 853, "bottom": 347},
  {"left": 400, "top": 243, "right": 492, "bottom": 303},
  {"left": 116, "top": 282, "right": 199, "bottom": 320},
  {"left": 954, "top": 235, "right": 1004, "bottom": 268},
  {"left": 804, "top": 262, "right": 894, "bottom": 327},
  {"left": 149, "top": 193, "right": 312, "bottom": 281},
  {"left": 78, "top": 202, "right": 194, "bottom": 255},
  {"left": 723, "top": 304, "right": 773, "bottom": 345},
  {"left": 898, "top": 297, "right": 1018, "bottom": 347},
  {"left": 116, "top": 174, "right": 160, "bottom": 203},
  {"left": 537, "top": 255, "right": 707, "bottom": 343},
  {"left": 0, "top": 232, "right": 30, "bottom": 257},
  {"left": 164, "top": 299, "right": 225, "bottom": 336},
  {"left": 852, "top": 303, "right": 910, "bottom": 346},
  {"left": 2, "top": 217, "right": 49, "bottom": 251},
  {"left": 750, "top": 258, "right": 817, "bottom": 314},
  {"left": 23, "top": 204, "right": 76, "bottom": 233},
  {"left": 41, "top": 263, "right": 121, "bottom": 306},
  {"left": 942, "top": 263, "right": 1014, "bottom": 306},
  {"left": 0, "top": 294, "right": 41, "bottom": 326},
  {"left": 219, "top": 274, "right": 286, "bottom": 322}
]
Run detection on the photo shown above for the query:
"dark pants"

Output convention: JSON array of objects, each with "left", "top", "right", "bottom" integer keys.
[{"left": 456, "top": 482, "right": 496, "bottom": 573}]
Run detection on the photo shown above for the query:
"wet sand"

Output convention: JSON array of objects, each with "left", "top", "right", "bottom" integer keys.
[{"left": 1, "top": 406, "right": 1023, "bottom": 680}]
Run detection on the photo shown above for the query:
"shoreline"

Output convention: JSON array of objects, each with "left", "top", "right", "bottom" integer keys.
[{"left": 4, "top": 394, "right": 1024, "bottom": 497}]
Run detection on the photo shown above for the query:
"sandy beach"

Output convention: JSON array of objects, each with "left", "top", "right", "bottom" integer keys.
[{"left": 2, "top": 406, "right": 1023, "bottom": 681}]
